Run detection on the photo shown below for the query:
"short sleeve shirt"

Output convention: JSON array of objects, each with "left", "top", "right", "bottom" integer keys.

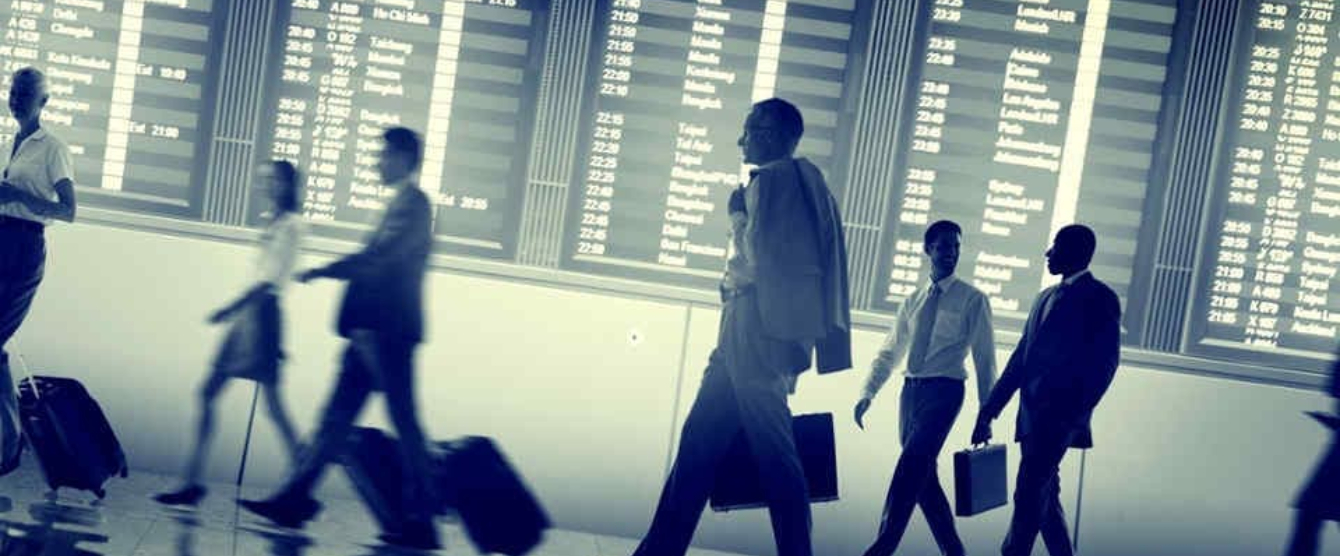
[{"left": 0, "top": 127, "right": 74, "bottom": 225}]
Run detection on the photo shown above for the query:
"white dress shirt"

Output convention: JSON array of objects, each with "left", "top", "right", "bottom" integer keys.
[
  {"left": 0, "top": 127, "right": 74, "bottom": 224},
  {"left": 255, "top": 212, "right": 304, "bottom": 295},
  {"left": 862, "top": 275, "right": 998, "bottom": 405}
]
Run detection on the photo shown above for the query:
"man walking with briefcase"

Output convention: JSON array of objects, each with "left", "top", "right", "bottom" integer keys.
[
  {"left": 855, "top": 220, "right": 998, "bottom": 556},
  {"left": 630, "top": 98, "right": 851, "bottom": 556},
  {"left": 972, "top": 225, "right": 1121, "bottom": 556}
]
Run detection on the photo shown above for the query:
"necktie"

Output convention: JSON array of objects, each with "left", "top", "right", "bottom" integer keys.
[
  {"left": 906, "top": 283, "right": 941, "bottom": 374},
  {"left": 1035, "top": 284, "right": 1066, "bottom": 334}
]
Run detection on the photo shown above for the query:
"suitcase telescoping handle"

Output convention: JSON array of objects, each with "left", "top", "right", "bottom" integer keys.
[{"left": 12, "top": 351, "right": 37, "bottom": 401}]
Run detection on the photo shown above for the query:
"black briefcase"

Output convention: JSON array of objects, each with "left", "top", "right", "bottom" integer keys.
[
  {"left": 953, "top": 443, "right": 1008, "bottom": 516},
  {"left": 709, "top": 413, "right": 839, "bottom": 512}
]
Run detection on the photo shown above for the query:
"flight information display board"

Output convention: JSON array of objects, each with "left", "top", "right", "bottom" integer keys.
[
  {"left": 259, "top": 0, "right": 547, "bottom": 258},
  {"left": 1190, "top": 0, "right": 1340, "bottom": 372},
  {"left": 561, "top": 0, "right": 868, "bottom": 290},
  {"left": 0, "top": 0, "right": 224, "bottom": 218},
  {"left": 873, "top": 0, "right": 1183, "bottom": 338}
]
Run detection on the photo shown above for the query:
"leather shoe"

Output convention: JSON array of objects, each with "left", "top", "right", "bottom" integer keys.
[
  {"left": 153, "top": 484, "right": 207, "bottom": 506},
  {"left": 238, "top": 496, "right": 322, "bottom": 529}
]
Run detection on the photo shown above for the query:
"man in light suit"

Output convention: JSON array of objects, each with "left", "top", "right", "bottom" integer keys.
[
  {"left": 240, "top": 127, "right": 439, "bottom": 550},
  {"left": 631, "top": 97, "right": 851, "bottom": 556},
  {"left": 972, "top": 224, "right": 1121, "bottom": 556}
]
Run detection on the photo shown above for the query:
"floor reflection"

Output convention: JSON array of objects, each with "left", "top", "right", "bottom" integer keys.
[
  {"left": 0, "top": 499, "right": 109, "bottom": 556},
  {"left": 0, "top": 465, "right": 667, "bottom": 556},
  {"left": 345, "top": 542, "right": 439, "bottom": 556},
  {"left": 239, "top": 525, "right": 313, "bottom": 556}
]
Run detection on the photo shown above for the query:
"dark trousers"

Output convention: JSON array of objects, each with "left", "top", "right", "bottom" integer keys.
[
  {"left": 863, "top": 377, "right": 965, "bottom": 556},
  {"left": 0, "top": 222, "right": 44, "bottom": 461},
  {"left": 1002, "top": 424, "right": 1075, "bottom": 556},
  {"left": 1286, "top": 438, "right": 1340, "bottom": 556},
  {"left": 273, "top": 334, "right": 436, "bottom": 523},
  {"left": 1285, "top": 511, "right": 1340, "bottom": 556},
  {"left": 634, "top": 294, "right": 811, "bottom": 556}
]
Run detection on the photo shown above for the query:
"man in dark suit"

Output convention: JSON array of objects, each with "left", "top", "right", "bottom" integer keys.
[
  {"left": 972, "top": 224, "right": 1121, "bottom": 556},
  {"left": 631, "top": 98, "right": 850, "bottom": 556},
  {"left": 240, "top": 127, "right": 438, "bottom": 550},
  {"left": 1284, "top": 345, "right": 1340, "bottom": 556}
]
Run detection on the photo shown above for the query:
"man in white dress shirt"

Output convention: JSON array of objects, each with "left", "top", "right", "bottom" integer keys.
[{"left": 855, "top": 220, "right": 997, "bottom": 556}]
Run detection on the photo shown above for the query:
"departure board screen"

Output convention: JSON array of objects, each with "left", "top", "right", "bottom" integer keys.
[
  {"left": 561, "top": 0, "right": 868, "bottom": 290},
  {"left": 258, "top": 0, "right": 547, "bottom": 259},
  {"left": 0, "top": 0, "right": 224, "bottom": 217},
  {"left": 873, "top": 0, "right": 1183, "bottom": 337},
  {"left": 1190, "top": 0, "right": 1340, "bottom": 372}
]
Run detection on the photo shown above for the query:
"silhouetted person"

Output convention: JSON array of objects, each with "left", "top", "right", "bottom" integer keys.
[
  {"left": 972, "top": 224, "right": 1120, "bottom": 556},
  {"left": 154, "top": 160, "right": 305, "bottom": 506},
  {"left": 856, "top": 220, "right": 997, "bottom": 556},
  {"left": 240, "top": 127, "right": 438, "bottom": 550},
  {"left": 1284, "top": 346, "right": 1340, "bottom": 556},
  {"left": 630, "top": 98, "right": 851, "bottom": 556},
  {"left": 0, "top": 67, "right": 77, "bottom": 477}
]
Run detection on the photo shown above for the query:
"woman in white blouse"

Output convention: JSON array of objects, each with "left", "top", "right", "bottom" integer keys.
[
  {"left": 0, "top": 67, "right": 78, "bottom": 477},
  {"left": 154, "top": 160, "right": 305, "bottom": 506}
]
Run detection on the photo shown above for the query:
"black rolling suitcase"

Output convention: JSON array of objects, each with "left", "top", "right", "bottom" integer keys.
[
  {"left": 16, "top": 370, "right": 128, "bottom": 499},
  {"left": 340, "top": 427, "right": 409, "bottom": 534},
  {"left": 437, "top": 437, "right": 549, "bottom": 556}
]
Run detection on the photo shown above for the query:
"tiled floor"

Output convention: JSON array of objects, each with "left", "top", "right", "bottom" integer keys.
[{"left": 0, "top": 453, "right": 751, "bottom": 556}]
